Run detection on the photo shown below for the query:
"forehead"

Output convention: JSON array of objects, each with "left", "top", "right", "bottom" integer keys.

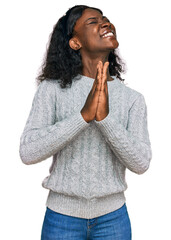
[
  {"left": 81, "top": 8, "right": 102, "bottom": 19},
  {"left": 75, "top": 8, "right": 103, "bottom": 27}
]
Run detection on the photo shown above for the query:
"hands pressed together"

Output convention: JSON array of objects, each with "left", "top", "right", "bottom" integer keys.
[{"left": 80, "top": 61, "right": 109, "bottom": 123}]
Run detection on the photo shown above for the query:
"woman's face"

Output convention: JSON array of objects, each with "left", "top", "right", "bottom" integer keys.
[{"left": 71, "top": 8, "right": 119, "bottom": 53}]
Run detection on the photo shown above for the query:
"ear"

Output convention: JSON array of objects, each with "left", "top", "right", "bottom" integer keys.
[{"left": 69, "top": 38, "right": 81, "bottom": 51}]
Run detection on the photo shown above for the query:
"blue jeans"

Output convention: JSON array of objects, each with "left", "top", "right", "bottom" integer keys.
[{"left": 41, "top": 203, "right": 132, "bottom": 239}]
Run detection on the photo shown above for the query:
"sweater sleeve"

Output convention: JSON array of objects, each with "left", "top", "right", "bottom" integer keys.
[
  {"left": 19, "top": 80, "right": 89, "bottom": 165},
  {"left": 94, "top": 94, "right": 152, "bottom": 174}
]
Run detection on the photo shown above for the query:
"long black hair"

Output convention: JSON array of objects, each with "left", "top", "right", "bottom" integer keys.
[{"left": 37, "top": 5, "right": 125, "bottom": 88}]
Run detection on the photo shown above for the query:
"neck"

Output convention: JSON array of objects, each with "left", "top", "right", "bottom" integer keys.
[{"left": 81, "top": 52, "right": 113, "bottom": 81}]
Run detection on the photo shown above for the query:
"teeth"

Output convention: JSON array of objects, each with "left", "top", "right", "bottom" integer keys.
[{"left": 102, "top": 32, "right": 114, "bottom": 38}]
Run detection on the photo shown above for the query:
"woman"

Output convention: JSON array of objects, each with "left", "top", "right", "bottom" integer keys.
[{"left": 19, "top": 5, "right": 152, "bottom": 240}]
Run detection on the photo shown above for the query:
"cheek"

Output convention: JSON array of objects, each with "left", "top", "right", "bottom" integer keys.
[
  {"left": 80, "top": 37, "right": 94, "bottom": 49},
  {"left": 81, "top": 30, "right": 100, "bottom": 48}
]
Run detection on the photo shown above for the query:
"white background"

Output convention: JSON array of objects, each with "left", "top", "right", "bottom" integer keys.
[{"left": 0, "top": 0, "right": 171, "bottom": 239}]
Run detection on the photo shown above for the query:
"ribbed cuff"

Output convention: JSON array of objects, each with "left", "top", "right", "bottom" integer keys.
[{"left": 94, "top": 111, "right": 120, "bottom": 137}]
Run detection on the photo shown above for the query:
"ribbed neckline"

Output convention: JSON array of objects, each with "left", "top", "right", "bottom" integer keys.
[{"left": 76, "top": 74, "right": 119, "bottom": 85}]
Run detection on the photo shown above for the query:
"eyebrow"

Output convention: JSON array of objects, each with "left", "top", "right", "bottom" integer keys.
[{"left": 84, "top": 16, "right": 108, "bottom": 23}]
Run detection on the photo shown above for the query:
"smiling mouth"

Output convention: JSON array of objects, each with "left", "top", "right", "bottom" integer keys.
[
  {"left": 101, "top": 31, "right": 116, "bottom": 38},
  {"left": 102, "top": 33, "right": 114, "bottom": 38}
]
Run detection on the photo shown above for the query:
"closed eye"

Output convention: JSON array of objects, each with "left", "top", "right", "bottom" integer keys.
[
  {"left": 89, "top": 21, "right": 98, "bottom": 24},
  {"left": 89, "top": 19, "right": 110, "bottom": 25}
]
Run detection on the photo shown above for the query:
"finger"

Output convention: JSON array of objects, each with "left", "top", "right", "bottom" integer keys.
[
  {"left": 102, "top": 62, "right": 109, "bottom": 84},
  {"left": 94, "top": 62, "right": 100, "bottom": 85},
  {"left": 101, "top": 61, "right": 109, "bottom": 91},
  {"left": 92, "top": 62, "right": 101, "bottom": 95},
  {"left": 102, "top": 61, "right": 109, "bottom": 81},
  {"left": 98, "top": 61, "right": 103, "bottom": 85},
  {"left": 99, "top": 61, "right": 103, "bottom": 76},
  {"left": 105, "top": 81, "right": 108, "bottom": 95}
]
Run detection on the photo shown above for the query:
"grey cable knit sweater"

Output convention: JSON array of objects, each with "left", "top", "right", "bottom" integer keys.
[{"left": 19, "top": 74, "right": 152, "bottom": 219}]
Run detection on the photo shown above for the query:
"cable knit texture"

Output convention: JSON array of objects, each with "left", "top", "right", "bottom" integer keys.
[{"left": 19, "top": 75, "right": 152, "bottom": 218}]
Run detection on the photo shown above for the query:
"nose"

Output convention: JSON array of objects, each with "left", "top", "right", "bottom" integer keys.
[{"left": 101, "top": 21, "right": 111, "bottom": 29}]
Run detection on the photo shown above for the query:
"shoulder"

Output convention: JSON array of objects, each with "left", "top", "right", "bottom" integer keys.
[
  {"left": 33, "top": 79, "right": 62, "bottom": 104},
  {"left": 37, "top": 79, "right": 60, "bottom": 89},
  {"left": 117, "top": 78, "right": 143, "bottom": 98},
  {"left": 117, "top": 78, "right": 142, "bottom": 96},
  {"left": 115, "top": 77, "right": 146, "bottom": 107},
  {"left": 36, "top": 79, "right": 61, "bottom": 94}
]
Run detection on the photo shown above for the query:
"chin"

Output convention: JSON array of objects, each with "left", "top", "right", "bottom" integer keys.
[
  {"left": 107, "top": 39, "right": 119, "bottom": 50},
  {"left": 113, "top": 39, "right": 119, "bottom": 49},
  {"left": 106, "top": 42, "right": 119, "bottom": 51}
]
